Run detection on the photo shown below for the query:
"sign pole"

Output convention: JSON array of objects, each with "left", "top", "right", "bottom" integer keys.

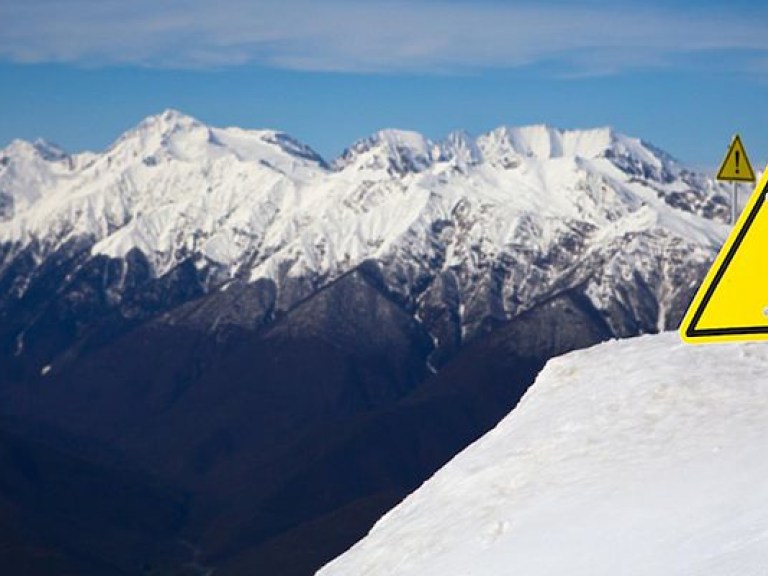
[{"left": 732, "top": 181, "right": 737, "bottom": 225}]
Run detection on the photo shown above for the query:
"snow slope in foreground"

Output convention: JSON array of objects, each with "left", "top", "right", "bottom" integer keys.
[{"left": 318, "top": 332, "right": 768, "bottom": 575}]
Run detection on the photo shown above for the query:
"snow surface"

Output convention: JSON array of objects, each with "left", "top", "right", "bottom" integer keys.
[{"left": 318, "top": 332, "right": 768, "bottom": 576}]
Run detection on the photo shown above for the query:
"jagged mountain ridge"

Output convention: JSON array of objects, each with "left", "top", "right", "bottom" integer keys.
[{"left": 0, "top": 110, "right": 728, "bottom": 372}]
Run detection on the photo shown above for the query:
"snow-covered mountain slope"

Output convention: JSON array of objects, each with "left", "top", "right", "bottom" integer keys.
[
  {"left": 318, "top": 332, "right": 768, "bottom": 576},
  {"left": 0, "top": 111, "right": 730, "bottom": 352}
]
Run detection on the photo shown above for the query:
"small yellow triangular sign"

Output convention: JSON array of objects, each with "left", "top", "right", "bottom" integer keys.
[
  {"left": 716, "top": 134, "right": 755, "bottom": 182},
  {"left": 680, "top": 165, "right": 768, "bottom": 343}
]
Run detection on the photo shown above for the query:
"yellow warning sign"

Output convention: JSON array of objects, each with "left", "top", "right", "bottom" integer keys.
[
  {"left": 680, "top": 165, "right": 768, "bottom": 343},
  {"left": 716, "top": 134, "right": 755, "bottom": 182}
]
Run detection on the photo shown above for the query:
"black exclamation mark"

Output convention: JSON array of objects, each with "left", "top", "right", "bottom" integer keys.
[{"left": 736, "top": 150, "right": 740, "bottom": 174}]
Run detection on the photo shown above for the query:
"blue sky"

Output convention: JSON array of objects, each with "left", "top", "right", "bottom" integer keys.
[{"left": 2, "top": 0, "right": 768, "bottom": 171}]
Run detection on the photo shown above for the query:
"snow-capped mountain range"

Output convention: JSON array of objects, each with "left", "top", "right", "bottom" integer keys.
[
  {"left": 0, "top": 110, "right": 729, "bottom": 355},
  {"left": 318, "top": 332, "right": 768, "bottom": 576},
  {"left": 0, "top": 112, "right": 741, "bottom": 575}
]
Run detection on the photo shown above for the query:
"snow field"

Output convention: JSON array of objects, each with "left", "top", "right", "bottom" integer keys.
[{"left": 319, "top": 333, "right": 768, "bottom": 576}]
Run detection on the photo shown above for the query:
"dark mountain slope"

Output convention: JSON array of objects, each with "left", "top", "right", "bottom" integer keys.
[
  {"left": 0, "top": 419, "right": 186, "bottom": 575},
  {"left": 0, "top": 266, "right": 611, "bottom": 575}
]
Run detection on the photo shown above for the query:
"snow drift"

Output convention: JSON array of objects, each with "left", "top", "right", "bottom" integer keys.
[{"left": 319, "top": 332, "right": 768, "bottom": 575}]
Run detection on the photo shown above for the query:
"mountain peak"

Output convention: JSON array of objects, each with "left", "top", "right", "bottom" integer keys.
[
  {"left": 31, "top": 138, "right": 69, "bottom": 161},
  {"left": 124, "top": 109, "right": 205, "bottom": 142},
  {"left": 258, "top": 131, "right": 328, "bottom": 167},
  {"left": 333, "top": 128, "right": 437, "bottom": 174},
  {"left": 105, "top": 109, "right": 208, "bottom": 159},
  {"left": 478, "top": 124, "right": 617, "bottom": 161},
  {"left": 440, "top": 130, "right": 482, "bottom": 167},
  {"left": 2, "top": 138, "right": 69, "bottom": 162},
  {"left": 103, "top": 110, "right": 328, "bottom": 169},
  {"left": 141, "top": 108, "right": 201, "bottom": 130},
  {"left": 374, "top": 128, "right": 432, "bottom": 147}
]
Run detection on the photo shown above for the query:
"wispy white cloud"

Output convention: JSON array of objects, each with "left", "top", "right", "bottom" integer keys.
[{"left": 1, "top": 0, "right": 766, "bottom": 74}]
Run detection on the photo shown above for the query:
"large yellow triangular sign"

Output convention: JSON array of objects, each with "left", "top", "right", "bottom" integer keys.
[
  {"left": 716, "top": 134, "right": 755, "bottom": 182},
  {"left": 680, "top": 165, "right": 768, "bottom": 343}
]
